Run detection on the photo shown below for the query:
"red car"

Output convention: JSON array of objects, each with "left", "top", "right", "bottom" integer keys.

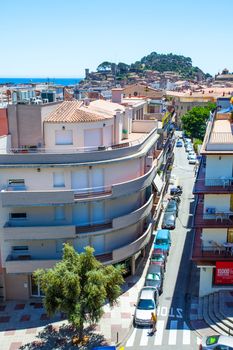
[{"left": 150, "top": 249, "right": 167, "bottom": 271}]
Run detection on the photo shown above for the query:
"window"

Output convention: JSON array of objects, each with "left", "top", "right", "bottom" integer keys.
[
  {"left": 10, "top": 213, "right": 27, "bottom": 219},
  {"left": 54, "top": 206, "right": 65, "bottom": 220},
  {"left": 53, "top": 172, "right": 65, "bottom": 187},
  {"left": 55, "top": 130, "right": 73, "bottom": 145}
]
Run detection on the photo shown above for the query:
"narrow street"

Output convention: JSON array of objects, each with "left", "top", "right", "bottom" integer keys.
[{"left": 124, "top": 134, "right": 199, "bottom": 349}]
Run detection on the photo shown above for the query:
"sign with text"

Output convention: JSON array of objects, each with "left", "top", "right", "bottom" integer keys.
[{"left": 215, "top": 261, "right": 233, "bottom": 284}]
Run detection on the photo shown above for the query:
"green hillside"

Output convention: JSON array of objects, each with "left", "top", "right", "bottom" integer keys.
[{"left": 96, "top": 52, "right": 209, "bottom": 80}]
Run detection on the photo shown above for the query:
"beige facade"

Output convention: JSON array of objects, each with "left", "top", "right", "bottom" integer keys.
[{"left": 0, "top": 100, "right": 165, "bottom": 300}]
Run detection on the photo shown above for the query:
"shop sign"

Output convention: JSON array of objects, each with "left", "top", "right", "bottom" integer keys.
[{"left": 215, "top": 261, "right": 233, "bottom": 284}]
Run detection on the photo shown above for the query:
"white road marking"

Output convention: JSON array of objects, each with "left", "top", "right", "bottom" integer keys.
[
  {"left": 139, "top": 328, "right": 149, "bottom": 346},
  {"left": 168, "top": 320, "right": 178, "bottom": 345},
  {"left": 125, "top": 328, "right": 137, "bottom": 347},
  {"left": 183, "top": 321, "right": 191, "bottom": 345},
  {"left": 154, "top": 319, "right": 165, "bottom": 345}
]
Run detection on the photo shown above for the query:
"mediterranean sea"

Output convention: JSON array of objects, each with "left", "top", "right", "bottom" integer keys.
[{"left": 0, "top": 78, "right": 82, "bottom": 86}]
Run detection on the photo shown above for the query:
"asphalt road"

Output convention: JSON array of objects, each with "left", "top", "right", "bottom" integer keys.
[{"left": 124, "top": 134, "right": 200, "bottom": 350}]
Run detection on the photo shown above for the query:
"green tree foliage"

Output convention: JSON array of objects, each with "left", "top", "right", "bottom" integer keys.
[
  {"left": 34, "top": 245, "right": 125, "bottom": 338},
  {"left": 117, "top": 62, "right": 130, "bottom": 75},
  {"left": 137, "top": 52, "right": 205, "bottom": 79},
  {"left": 97, "top": 61, "right": 112, "bottom": 72},
  {"left": 181, "top": 103, "right": 216, "bottom": 140}
]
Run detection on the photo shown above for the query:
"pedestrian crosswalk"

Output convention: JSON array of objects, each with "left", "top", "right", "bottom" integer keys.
[{"left": 125, "top": 320, "right": 201, "bottom": 348}]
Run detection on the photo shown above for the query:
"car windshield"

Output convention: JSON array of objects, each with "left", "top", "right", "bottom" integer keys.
[
  {"left": 155, "top": 239, "right": 167, "bottom": 245},
  {"left": 147, "top": 273, "right": 161, "bottom": 281},
  {"left": 137, "top": 299, "right": 155, "bottom": 310}
]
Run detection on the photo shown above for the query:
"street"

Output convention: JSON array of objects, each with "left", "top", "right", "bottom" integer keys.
[{"left": 124, "top": 135, "right": 199, "bottom": 349}]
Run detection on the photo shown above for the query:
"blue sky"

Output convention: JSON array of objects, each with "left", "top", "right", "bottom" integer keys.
[{"left": 1, "top": 0, "right": 232, "bottom": 77}]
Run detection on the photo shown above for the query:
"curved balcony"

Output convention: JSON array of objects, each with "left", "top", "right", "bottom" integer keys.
[
  {"left": 111, "top": 223, "right": 152, "bottom": 263},
  {"left": 5, "top": 223, "right": 153, "bottom": 272},
  {"left": 112, "top": 194, "right": 153, "bottom": 230},
  {"left": 1, "top": 167, "right": 156, "bottom": 207},
  {"left": 76, "top": 194, "right": 153, "bottom": 235},
  {"left": 5, "top": 256, "right": 60, "bottom": 274},
  {"left": 4, "top": 194, "right": 153, "bottom": 240},
  {"left": 3, "top": 223, "right": 76, "bottom": 240},
  {"left": 0, "top": 128, "right": 159, "bottom": 165}
]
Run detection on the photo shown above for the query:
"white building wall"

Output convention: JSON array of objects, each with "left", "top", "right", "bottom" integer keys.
[
  {"left": 206, "top": 155, "right": 233, "bottom": 179},
  {"left": 204, "top": 194, "right": 230, "bottom": 212},
  {"left": 202, "top": 228, "right": 227, "bottom": 245},
  {"left": 199, "top": 266, "right": 233, "bottom": 296},
  {"left": 44, "top": 119, "right": 114, "bottom": 149},
  {"left": 105, "top": 159, "right": 141, "bottom": 186},
  {"left": 0, "top": 159, "right": 143, "bottom": 192}
]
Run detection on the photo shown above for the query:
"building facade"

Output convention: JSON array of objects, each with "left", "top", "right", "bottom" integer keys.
[
  {"left": 192, "top": 102, "right": 233, "bottom": 296},
  {"left": 0, "top": 99, "right": 172, "bottom": 300}
]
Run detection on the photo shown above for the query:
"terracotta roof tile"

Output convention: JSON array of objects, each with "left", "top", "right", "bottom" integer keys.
[{"left": 44, "top": 101, "right": 113, "bottom": 123}]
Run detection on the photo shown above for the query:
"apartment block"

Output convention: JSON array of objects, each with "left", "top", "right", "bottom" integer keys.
[
  {"left": 0, "top": 99, "right": 173, "bottom": 300},
  {"left": 192, "top": 100, "right": 233, "bottom": 296}
]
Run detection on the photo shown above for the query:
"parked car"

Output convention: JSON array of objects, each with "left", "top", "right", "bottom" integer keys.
[
  {"left": 200, "top": 335, "right": 233, "bottom": 349},
  {"left": 153, "top": 229, "right": 171, "bottom": 255},
  {"left": 145, "top": 264, "right": 164, "bottom": 294},
  {"left": 150, "top": 251, "right": 166, "bottom": 271},
  {"left": 188, "top": 154, "right": 197, "bottom": 164},
  {"left": 185, "top": 144, "right": 193, "bottom": 153},
  {"left": 162, "top": 212, "right": 176, "bottom": 230},
  {"left": 176, "top": 140, "right": 183, "bottom": 147},
  {"left": 184, "top": 137, "right": 192, "bottom": 144},
  {"left": 170, "top": 185, "right": 183, "bottom": 196},
  {"left": 187, "top": 151, "right": 196, "bottom": 160},
  {"left": 165, "top": 199, "right": 179, "bottom": 217},
  {"left": 134, "top": 287, "right": 159, "bottom": 326}
]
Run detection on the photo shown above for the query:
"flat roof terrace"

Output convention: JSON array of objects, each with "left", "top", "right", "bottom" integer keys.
[{"left": 203, "top": 113, "right": 233, "bottom": 153}]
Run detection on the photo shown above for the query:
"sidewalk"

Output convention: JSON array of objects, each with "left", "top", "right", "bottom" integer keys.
[{"left": 0, "top": 253, "right": 151, "bottom": 350}]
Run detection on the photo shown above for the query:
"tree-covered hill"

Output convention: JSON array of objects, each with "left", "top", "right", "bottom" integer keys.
[
  {"left": 96, "top": 52, "right": 209, "bottom": 80},
  {"left": 138, "top": 52, "right": 205, "bottom": 79}
]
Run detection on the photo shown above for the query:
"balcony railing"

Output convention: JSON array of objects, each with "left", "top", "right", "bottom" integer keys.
[
  {"left": 191, "top": 229, "right": 233, "bottom": 261},
  {"left": 74, "top": 185, "right": 112, "bottom": 199},
  {"left": 194, "top": 213, "right": 233, "bottom": 228},
  {"left": 194, "top": 177, "right": 233, "bottom": 193},
  {"left": 1, "top": 165, "right": 157, "bottom": 207}
]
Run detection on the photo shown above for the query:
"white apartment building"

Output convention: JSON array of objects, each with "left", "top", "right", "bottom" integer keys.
[
  {"left": 192, "top": 105, "right": 233, "bottom": 296},
  {"left": 0, "top": 99, "right": 165, "bottom": 300}
]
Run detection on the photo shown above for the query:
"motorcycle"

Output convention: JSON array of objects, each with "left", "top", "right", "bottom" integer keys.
[{"left": 170, "top": 185, "right": 183, "bottom": 196}]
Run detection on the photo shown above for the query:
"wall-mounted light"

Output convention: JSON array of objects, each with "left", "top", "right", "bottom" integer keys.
[
  {"left": 62, "top": 125, "right": 66, "bottom": 130},
  {"left": 219, "top": 156, "right": 221, "bottom": 160},
  {"left": 103, "top": 123, "right": 106, "bottom": 127},
  {"left": 89, "top": 166, "right": 92, "bottom": 169},
  {"left": 37, "top": 168, "right": 41, "bottom": 172}
]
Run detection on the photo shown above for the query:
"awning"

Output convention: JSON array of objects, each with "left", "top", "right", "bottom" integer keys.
[{"left": 153, "top": 174, "right": 163, "bottom": 194}]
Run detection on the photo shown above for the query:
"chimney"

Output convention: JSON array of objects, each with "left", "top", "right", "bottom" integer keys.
[{"left": 112, "top": 88, "right": 123, "bottom": 104}]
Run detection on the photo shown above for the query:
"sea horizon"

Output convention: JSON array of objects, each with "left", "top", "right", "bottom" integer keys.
[{"left": 0, "top": 77, "right": 83, "bottom": 86}]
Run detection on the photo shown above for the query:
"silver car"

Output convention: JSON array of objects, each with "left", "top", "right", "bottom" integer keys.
[
  {"left": 200, "top": 335, "right": 233, "bottom": 349},
  {"left": 134, "top": 287, "right": 159, "bottom": 326}
]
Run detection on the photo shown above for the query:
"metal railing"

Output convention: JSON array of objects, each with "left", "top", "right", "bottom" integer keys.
[{"left": 8, "top": 134, "right": 149, "bottom": 155}]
